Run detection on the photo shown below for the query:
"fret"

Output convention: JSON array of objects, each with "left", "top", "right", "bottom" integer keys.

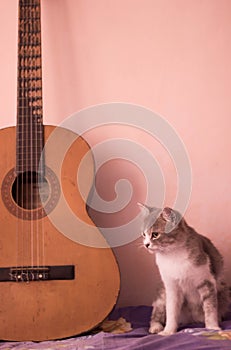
[
  {"left": 19, "top": 16, "right": 40, "bottom": 20},
  {"left": 19, "top": 80, "right": 42, "bottom": 88},
  {"left": 16, "top": 154, "right": 44, "bottom": 159},
  {"left": 16, "top": 144, "right": 44, "bottom": 150},
  {"left": 19, "top": 31, "right": 41, "bottom": 38},
  {"left": 17, "top": 140, "right": 43, "bottom": 145},
  {"left": 16, "top": 160, "right": 43, "bottom": 164},
  {"left": 19, "top": 68, "right": 41, "bottom": 77},
  {"left": 17, "top": 125, "right": 43, "bottom": 130},
  {"left": 18, "top": 100, "right": 42, "bottom": 106},
  {"left": 19, "top": 22, "right": 40, "bottom": 30},
  {"left": 19, "top": 75, "right": 41, "bottom": 79},
  {"left": 17, "top": 129, "right": 43, "bottom": 133},
  {"left": 17, "top": 107, "right": 42, "bottom": 112},
  {"left": 16, "top": 133, "right": 43, "bottom": 139},
  {"left": 16, "top": 150, "right": 44, "bottom": 155},
  {"left": 17, "top": 133, "right": 43, "bottom": 137},
  {"left": 17, "top": 108, "right": 42, "bottom": 113},
  {"left": 18, "top": 55, "right": 41, "bottom": 60},
  {"left": 17, "top": 117, "right": 43, "bottom": 122},
  {"left": 18, "top": 98, "right": 42, "bottom": 104},
  {"left": 17, "top": 102, "right": 42, "bottom": 105},
  {"left": 19, "top": 72, "right": 42, "bottom": 80},
  {"left": 16, "top": 149, "right": 43, "bottom": 155},
  {"left": 18, "top": 89, "right": 42, "bottom": 94},
  {"left": 17, "top": 120, "right": 42, "bottom": 123},
  {"left": 16, "top": 154, "right": 44, "bottom": 160},
  {"left": 18, "top": 90, "right": 42, "bottom": 100},
  {"left": 16, "top": 157, "right": 44, "bottom": 163},
  {"left": 16, "top": 147, "right": 43, "bottom": 152},
  {"left": 19, "top": 3, "right": 40, "bottom": 6},
  {"left": 17, "top": 102, "right": 42, "bottom": 106},
  {"left": 16, "top": 144, "right": 44, "bottom": 151},
  {"left": 19, "top": 36, "right": 41, "bottom": 45},
  {"left": 18, "top": 76, "right": 41, "bottom": 80},
  {"left": 17, "top": 107, "right": 43, "bottom": 113},
  {"left": 19, "top": 64, "right": 41, "bottom": 69},
  {"left": 17, "top": 120, "right": 42, "bottom": 124},
  {"left": 19, "top": 1, "right": 40, "bottom": 6},
  {"left": 17, "top": 115, "right": 42, "bottom": 120},
  {"left": 17, "top": 141, "right": 43, "bottom": 147},
  {"left": 18, "top": 88, "right": 42, "bottom": 93},
  {"left": 19, "top": 56, "right": 41, "bottom": 63},
  {"left": 18, "top": 86, "right": 42, "bottom": 91},
  {"left": 16, "top": 152, "right": 43, "bottom": 157},
  {"left": 17, "top": 126, "right": 43, "bottom": 132},
  {"left": 19, "top": 43, "right": 41, "bottom": 48},
  {"left": 19, "top": 27, "right": 41, "bottom": 34},
  {"left": 18, "top": 95, "right": 42, "bottom": 100},
  {"left": 17, "top": 111, "right": 43, "bottom": 117},
  {"left": 19, "top": 63, "right": 41, "bottom": 68},
  {"left": 16, "top": 135, "right": 43, "bottom": 140}
]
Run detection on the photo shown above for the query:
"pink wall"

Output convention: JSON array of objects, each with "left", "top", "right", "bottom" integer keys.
[{"left": 0, "top": 0, "right": 231, "bottom": 306}]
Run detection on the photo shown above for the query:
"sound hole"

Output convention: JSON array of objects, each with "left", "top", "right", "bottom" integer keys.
[
  {"left": 12, "top": 171, "right": 50, "bottom": 210},
  {"left": 2, "top": 167, "right": 60, "bottom": 220}
]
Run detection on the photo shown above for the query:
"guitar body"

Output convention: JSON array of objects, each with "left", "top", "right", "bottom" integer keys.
[{"left": 0, "top": 125, "right": 120, "bottom": 341}]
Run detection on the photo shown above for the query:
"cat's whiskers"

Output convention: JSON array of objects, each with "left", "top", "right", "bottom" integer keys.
[{"left": 135, "top": 241, "right": 146, "bottom": 251}]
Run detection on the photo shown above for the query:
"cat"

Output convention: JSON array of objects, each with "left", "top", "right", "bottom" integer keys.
[{"left": 138, "top": 204, "right": 230, "bottom": 336}]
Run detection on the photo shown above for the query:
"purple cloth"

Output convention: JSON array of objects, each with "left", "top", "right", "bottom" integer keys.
[{"left": 0, "top": 306, "right": 231, "bottom": 349}]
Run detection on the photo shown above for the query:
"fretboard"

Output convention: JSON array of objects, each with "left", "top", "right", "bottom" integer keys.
[{"left": 16, "top": 0, "right": 44, "bottom": 175}]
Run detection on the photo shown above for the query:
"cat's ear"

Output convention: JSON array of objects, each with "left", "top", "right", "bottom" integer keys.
[
  {"left": 137, "top": 202, "right": 153, "bottom": 217},
  {"left": 162, "top": 207, "right": 177, "bottom": 223}
]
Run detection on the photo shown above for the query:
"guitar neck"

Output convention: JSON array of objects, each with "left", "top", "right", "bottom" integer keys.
[{"left": 16, "top": 0, "right": 44, "bottom": 175}]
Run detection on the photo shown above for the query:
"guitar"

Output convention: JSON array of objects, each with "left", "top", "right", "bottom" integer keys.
[{"left": 0, "top": 0, "right": 120, "bottom": 341}]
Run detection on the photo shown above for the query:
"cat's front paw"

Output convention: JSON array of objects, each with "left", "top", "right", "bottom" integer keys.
[
  {"left": 149, "top": 321, "right": 164, "bottom": 334},
  {"left": 206, "top": 325, "right": 221, "bottom": 331},
  {"left": 158, "top": 328, "right": 176, "bottom": 336}
]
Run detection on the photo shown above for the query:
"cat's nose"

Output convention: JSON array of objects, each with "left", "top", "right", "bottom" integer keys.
[{"left": 145, "top": 243, "right": 150, "bottom": 248}]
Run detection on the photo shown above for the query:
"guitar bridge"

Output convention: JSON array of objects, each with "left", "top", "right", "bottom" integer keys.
[{"left": 0, "top": 265, "right": 75, "bottom": 282}]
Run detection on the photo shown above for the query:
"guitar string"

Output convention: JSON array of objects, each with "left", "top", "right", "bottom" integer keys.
[
  {"left": 16, "top": 0, "right": 21, "bottom": 278},
  {"left": 26, "top": 0, "right": 31, "bottom": 275},
  {"left": 26, "top": 0, "right": 30, "bottom": 272},
  {"left": 38, "top": 0, "right": 46, "bottom": 273},
  {"left": 23, "top": 0, "right": 27, "bottom": 275},
  {"left": 30, "top": 0, "right": 34, "bottom": 272},
  {"left": 33, "top": 0, "right": 44, "bottom": 274},
  {"left": 35, "top": 0, "right": 41, "bottom": 273},
  {"left": 16, "top": 0, "right": 28, "bottom": 280},
  {"left": 31, "top": 0, "right": 41, "bottom": 274},
  {"left": 34, "top": 0, "right": 40, "bottom": 273},
  {"left": 23, "top": 0, "right": 30, "bottom": 276},
  {"left": 24, "top": 0, "right": 34, "bottom": 275},
  {"left": 19, "top": 0, "right": 26, "bottom": 278},
  {"left": 32, "top": 0, "right": 36, "bottom": 272},
  {"left": 20, "top": 0, "right": 26, "bottom": 278}
]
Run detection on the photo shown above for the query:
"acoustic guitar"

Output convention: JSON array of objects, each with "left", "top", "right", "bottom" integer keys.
[{"left": 0, "top": 0, "right": 120, "bottom": 341}]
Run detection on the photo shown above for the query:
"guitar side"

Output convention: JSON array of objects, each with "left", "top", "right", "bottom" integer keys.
[{"left": 0, "top": 125, "right": 120, "bottom": 341}]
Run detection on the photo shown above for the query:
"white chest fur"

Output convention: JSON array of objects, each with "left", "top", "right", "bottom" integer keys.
[
  {"left": 156, "top": 250, "right": 190, "bottom": 280},
  {"left": 155, "top": 250, "right": 212, "bottom": 287}
]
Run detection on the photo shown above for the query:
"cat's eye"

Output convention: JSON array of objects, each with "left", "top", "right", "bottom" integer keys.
[
  {"left": 142, "top": 232, "right": 146, "bottom": 237},
  {"left": 151, "top": 232, "right": 160, "bottom": 239}
]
